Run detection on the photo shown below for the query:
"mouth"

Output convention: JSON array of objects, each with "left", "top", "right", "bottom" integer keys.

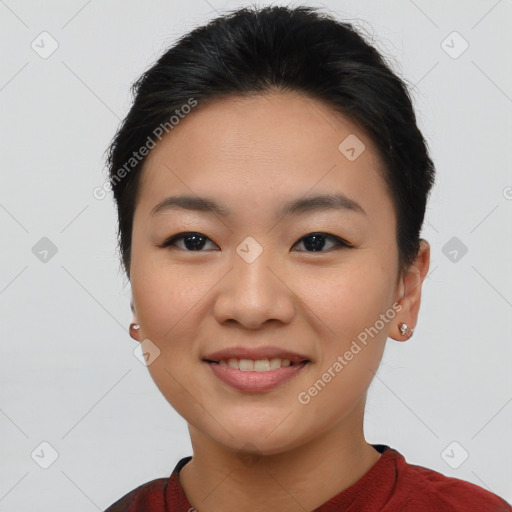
[
  {"left": 202, "top": 357, "right": 310, "bottom": 371},
  {"left": 202, "top": 357, "right": 311, "bottom": 392}
]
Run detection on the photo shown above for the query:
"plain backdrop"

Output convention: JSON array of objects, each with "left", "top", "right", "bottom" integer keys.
[{"left": 0, "top": 0, "right": 511, "bottom": 510}]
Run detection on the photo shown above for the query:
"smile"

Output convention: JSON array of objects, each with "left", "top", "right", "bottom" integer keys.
[
  {"left": 204, "top": 359, "right": 310, "bottom": 392},
  {"left": 205, "top": 357, "right": 308, "bottom": 371}
]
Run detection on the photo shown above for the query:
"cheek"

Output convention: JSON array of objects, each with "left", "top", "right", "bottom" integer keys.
[
  {"left": 294, "top": 259, "right": 394, "bottom": 339},
  {"left": 130, "top": 261, "right": 212, "bottom": 405},
  {"left": 146, "top": 360, "right": 200, "bottom": 426},
  {"left": 131, "top": 260, "right": 207, "bottom": 339}
]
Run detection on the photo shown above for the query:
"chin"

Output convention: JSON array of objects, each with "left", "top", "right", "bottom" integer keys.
[{"left": 210, "top": 422, "right": 310, "bottom": 458}]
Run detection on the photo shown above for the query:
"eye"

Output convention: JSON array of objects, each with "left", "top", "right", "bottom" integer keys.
[
  {"left": 159, "top": 232, "right": 218, "bottom": 251},
  {"left": 159, "top": 231, "right": 352, "bottom": 253},
  {"left": 292, "top": 232, "right": 352, "bottom": 252}
]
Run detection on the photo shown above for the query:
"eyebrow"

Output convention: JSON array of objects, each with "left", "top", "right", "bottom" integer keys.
[{"left": 150, "top": 193, "right": 366, "bottom": 219}]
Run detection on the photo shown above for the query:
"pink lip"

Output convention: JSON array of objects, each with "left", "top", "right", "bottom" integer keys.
[
  {"left": 205, "top": 361, "right": 309, "bottom": 392},
  {"left": 202, "top": 345, "right": 311, "bottom": 365}
]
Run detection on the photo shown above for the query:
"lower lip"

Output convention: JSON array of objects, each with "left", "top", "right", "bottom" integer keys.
[{"left": 205, "top": 361, "right": 309, "bottom": 392}]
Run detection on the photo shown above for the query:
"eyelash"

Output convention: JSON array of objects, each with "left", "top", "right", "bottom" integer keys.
[{"left": 159, "top": 231, "right": 353, "bottom": 253}]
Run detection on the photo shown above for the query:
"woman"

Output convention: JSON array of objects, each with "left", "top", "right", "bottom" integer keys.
[{"left": 103, "top": 5, "right": 511, "bottom": 511}]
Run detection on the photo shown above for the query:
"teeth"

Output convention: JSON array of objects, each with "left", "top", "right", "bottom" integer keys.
[
  {"left": 254, "top": 359, "right": 270, "bottom": 371},
  {"left": 217, "top": 358, "right": 293, "bottom": 371},
  {"left": 239, "top": 359, "right": 254, "bottom": 371}
]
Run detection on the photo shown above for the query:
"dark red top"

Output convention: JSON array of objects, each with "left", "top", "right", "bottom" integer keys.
[{"left": 104, "top": 444, "right": 511, "bottom": 511}]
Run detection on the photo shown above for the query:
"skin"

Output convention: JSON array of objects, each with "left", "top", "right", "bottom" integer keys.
[{"left": 128, "top": 91, "right": 430, "bottom": 512}]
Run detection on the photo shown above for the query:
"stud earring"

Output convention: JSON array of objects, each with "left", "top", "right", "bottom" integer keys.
[
  {"left": 129, "top": 323, "right": 140, "bottom": 339},
  {"left": 399, "top": 322, "right": 414, "bottom": 338}
]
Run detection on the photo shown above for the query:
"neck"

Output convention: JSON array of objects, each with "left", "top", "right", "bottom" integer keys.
[{"left": 178, "top": 400, "right": 381, "bottom": 512}]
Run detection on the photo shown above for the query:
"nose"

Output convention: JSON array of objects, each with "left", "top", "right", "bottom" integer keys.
[{"left": 212, "top": 245, "right": 296, "bottom": 329}]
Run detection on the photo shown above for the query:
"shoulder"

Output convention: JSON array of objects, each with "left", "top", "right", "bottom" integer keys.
[
  {"left": 391, "top": 450, "right": 511, "bottom": 511},
  {"left": 103, "top": 477, "right": 169, "bottom": 511}
]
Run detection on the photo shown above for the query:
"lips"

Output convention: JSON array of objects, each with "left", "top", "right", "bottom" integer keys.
[
  {"left": 202, "top": 346, "right": 311, "bottom": 392},
  {"left": 202, "top": 346, "right": 311, "bottom": 365},
  {"left": 205, "top": 359, "right": 309, "bottom": 392}
]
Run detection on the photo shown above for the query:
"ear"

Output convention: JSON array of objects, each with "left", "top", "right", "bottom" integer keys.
[
  {"left": 129, "top": 298, "right": 141, "bottom": 342},
  {"left": 390, "top": 239, "right": 430, "bottom": 342}
]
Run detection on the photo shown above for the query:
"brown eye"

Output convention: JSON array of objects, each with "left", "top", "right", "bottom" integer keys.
[
  {"left": 159, "top": 231, "right": 352, "bottom": 253},
  {"left": 292, "top": 233, "right": 352, "bottom": 252},
  {"left": 160, "top": 232, "right": 218, "bottom": 251}
]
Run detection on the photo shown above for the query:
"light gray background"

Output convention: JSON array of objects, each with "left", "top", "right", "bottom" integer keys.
[{"left": 1, "top": 0, "right": 511, "bottom": 510}]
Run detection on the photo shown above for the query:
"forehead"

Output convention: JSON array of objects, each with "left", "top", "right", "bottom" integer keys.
[{"left": 136, "top": 91, "right": 392, "bottom": 222}]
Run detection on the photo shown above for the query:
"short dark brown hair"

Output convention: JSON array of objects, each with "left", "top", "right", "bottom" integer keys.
[{"left": 105, "top": 5, "right": 435, "bottom": 281}]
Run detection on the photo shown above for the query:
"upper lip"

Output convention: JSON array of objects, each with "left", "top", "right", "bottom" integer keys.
[{"left": 202, "top": 346, "right": 311, "bottom": 364}]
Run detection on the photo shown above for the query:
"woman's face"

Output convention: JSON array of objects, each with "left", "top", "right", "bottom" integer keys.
[{"left": 130, "top": 92, "right": 414, "bottom": 455}]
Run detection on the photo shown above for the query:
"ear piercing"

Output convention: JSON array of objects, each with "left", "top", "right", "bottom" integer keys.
[
  {"left": 130, "top": 322, "right": 414, "bottom": 339},
  {"left": 399, "top": 322, "right": 414, "bottom": 338}
]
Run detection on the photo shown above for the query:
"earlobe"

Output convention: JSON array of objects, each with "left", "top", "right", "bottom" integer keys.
[
  {"left": 129, "top": 296, "right": 141, "bottom": 341},
  {"left": 129, "top": 322, "right": 140, "bottom": 341},
  {"left": 391, "top": 239, "right": 430, "bottom": 342}
]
